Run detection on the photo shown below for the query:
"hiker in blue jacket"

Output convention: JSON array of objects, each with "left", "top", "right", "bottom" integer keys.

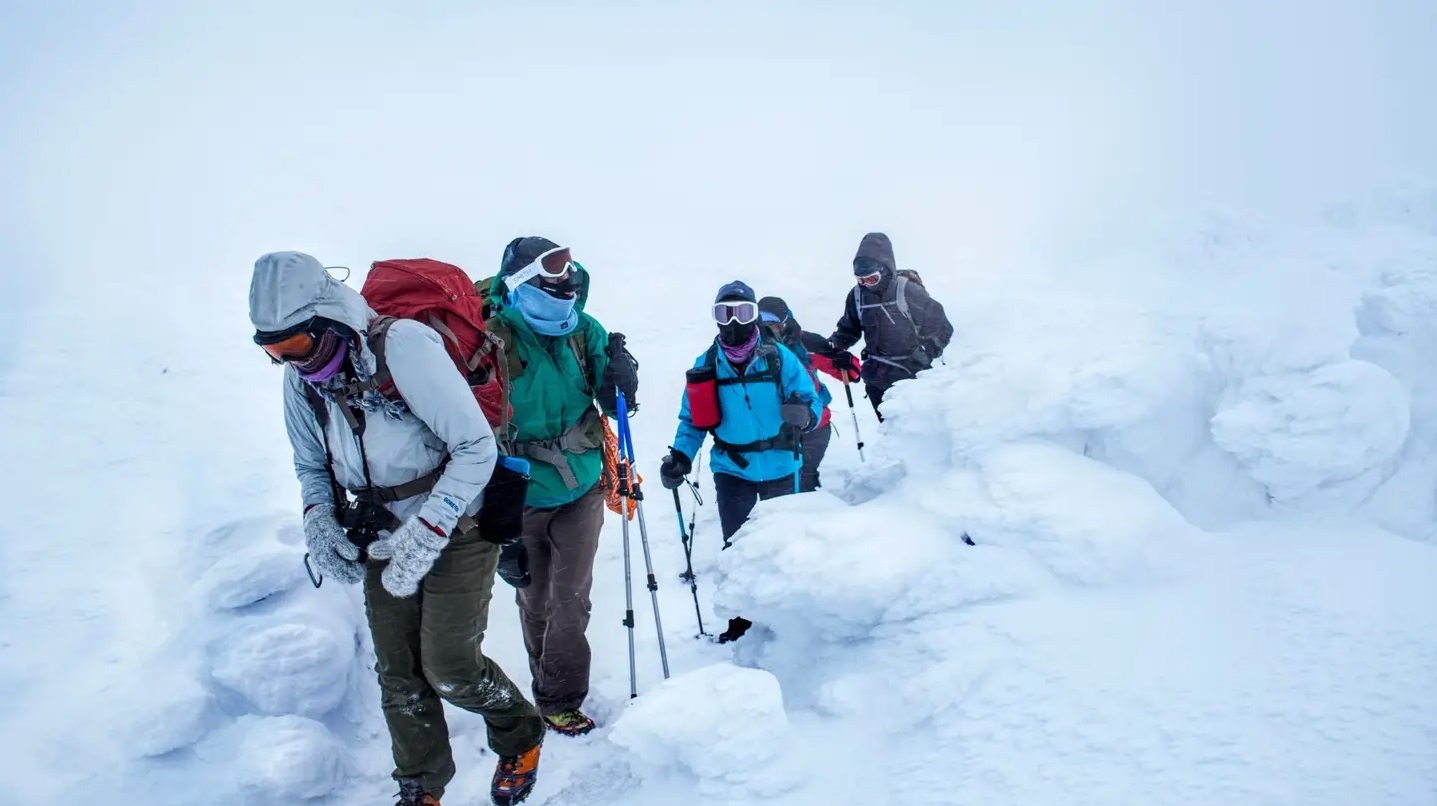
[{"left": 658, "top": 280, "right": 823, "bottom": 641}]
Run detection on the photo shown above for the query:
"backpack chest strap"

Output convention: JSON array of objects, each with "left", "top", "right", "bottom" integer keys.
[{"left": 510, "top": 406, "right": 604, "bottom": 489}]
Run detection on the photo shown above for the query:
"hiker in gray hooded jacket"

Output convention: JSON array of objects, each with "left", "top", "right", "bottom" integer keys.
[
  {"left": 821, "top": 232, "right": 953, "bottom": 421},
  {"left": 249, "top": 251, "right": 545, "bottom": 806}
]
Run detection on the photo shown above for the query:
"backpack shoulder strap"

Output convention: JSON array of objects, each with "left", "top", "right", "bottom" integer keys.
[
  {"left": 300, "top": 382, "right": 347, "bottom": 502},
  {"left": 365, "top": 315, "right": 399, "bottom": 393},
  {"left": 894, "top": 275, "right": 911, "bottom": 320},
  {"left": 485, "top": 316, "right": 525, "bottom": 383},
  {"left": 302, "top": 382, "right": 331, "bottom": 429},
  {"left": 568, "top": 331, "right": 593, "bottom": 395}
]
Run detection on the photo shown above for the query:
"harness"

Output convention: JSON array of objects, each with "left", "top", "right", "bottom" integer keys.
[{"left": 699, "top": 339, "right": 797, "bottom": 470}]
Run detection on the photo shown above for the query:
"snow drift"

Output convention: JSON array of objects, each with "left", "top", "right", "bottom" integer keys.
[{"left": 6, "top": 191, "right": 1437, "bottom": 805}]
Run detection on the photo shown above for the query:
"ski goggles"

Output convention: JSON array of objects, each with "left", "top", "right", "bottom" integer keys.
[
  {"left": 504, "top": 246, "right": 580, "bottom": 290},
  {"left": 713, "top": 300, "right": 759, "bottom": 325},
  {"left": 254, "top": 320, "right": 321, "bottom": 363},
  {"left": 857, "top": 271, "right": 883, "bottom": 287},
  {"left": 760, "top": 310, "right": 784, "bottom": 324}
]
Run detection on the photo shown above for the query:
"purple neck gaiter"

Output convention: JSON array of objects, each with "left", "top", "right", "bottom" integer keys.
[
  {"left": 720, "top": 327, "right": 760, "bottom": 368},
  {"left": 299, "top": 337, "right": 349, "bottom": 383}
]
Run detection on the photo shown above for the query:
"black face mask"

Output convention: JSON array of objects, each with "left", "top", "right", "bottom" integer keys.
[
  {"left": 538, "top": 275, "right": 578, "bottom": 299},
  {"left": 718, "top": 320, "right": 757, "bottom": 346}
]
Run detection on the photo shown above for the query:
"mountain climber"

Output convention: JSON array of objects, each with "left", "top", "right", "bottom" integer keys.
[
  {"left": 249, "top": 252, "right": 545, "bottom": 806},
  {"left": 820, "top": 232, "right": 953, "bottom": 421},
  {"left": 658, "top": 281, "right": 823, "bottom": 642},
  {"left": 483, "top": 237, "right": 639, "bottom": 738},
  {"left": 757, "top": 295, "right": 854, "bottom": 492}
]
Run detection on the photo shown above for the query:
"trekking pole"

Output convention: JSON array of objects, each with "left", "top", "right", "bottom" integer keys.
[
  {"left": 842, "top": 377, "right": 866, "bottom": 462},
  {"left": 793, "top": 428, "right": 803, "bottom": 494},
  {"left": 615, "top": 388, "right": 671, "bottom": 680},
  {"left": 678, "top": 451, "right": 704, "bottom": 586},
  {"left": 672, "top": 479, "right": 707, "bottom": 637},
  {"left": 616, "top": 443, "right": 638, "bottom": 699}
]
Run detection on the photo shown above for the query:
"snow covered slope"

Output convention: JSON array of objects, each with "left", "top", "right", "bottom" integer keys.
[{"left": 5, "top": 190, "right": 1437, "bottom": 806}]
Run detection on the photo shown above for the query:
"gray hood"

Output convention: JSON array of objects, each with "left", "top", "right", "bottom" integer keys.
[{"left": 249, "top": 251, "right": 374, "bottom": 335}]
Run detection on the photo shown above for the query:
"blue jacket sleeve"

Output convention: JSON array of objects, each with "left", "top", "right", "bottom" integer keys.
[
  {"left": 671, "top": 354, "right": 707, "bottom": 460},
  {"left": 776, "top": 344, "right": 823, "bottom": 431}
]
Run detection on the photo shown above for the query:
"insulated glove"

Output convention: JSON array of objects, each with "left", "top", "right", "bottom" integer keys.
[
  {"left": 303, "top": 503, "right": 365, "bottom": 584},
  {"left": 366, "top": 516, "right": 449, "bottom": 598},
  {"left": 497, "top": 540, "right": 531, "bottom": 589},
  {"left": 659, "top": 449, "right": 692, "bottom": 490},
  {"left": 832, "top": 350, "right": 861, "bottom": 380},
  {"left": 598, "top": 332, "right": 640, "bottom": 413},
  {"left": 780, "top": 395, "right": 813, "bottom": 429}
]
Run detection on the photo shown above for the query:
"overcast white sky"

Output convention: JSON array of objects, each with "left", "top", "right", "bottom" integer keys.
[{"left": 3, "top": 0, "right": 1435, "bottom": 334}]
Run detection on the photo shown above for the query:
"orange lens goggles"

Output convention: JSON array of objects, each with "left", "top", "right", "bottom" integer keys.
[
  {"left": 259, "top": 330, "right": 318, "bottom": 363},
  {"left": 857, "top": 272, "right": 882, "bottom": 287}
]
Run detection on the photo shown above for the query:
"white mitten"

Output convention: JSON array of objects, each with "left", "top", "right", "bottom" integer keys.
[
  {"left": 366, "top": 516, "right": 449, "bottom": 598},
  {"left": 303, "top": 503, "right": 365, "bottom": 584}
]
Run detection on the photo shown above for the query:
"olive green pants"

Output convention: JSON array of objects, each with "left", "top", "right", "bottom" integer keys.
[{"left": 364, "top": 531, "right": 545, "bottom": 797}]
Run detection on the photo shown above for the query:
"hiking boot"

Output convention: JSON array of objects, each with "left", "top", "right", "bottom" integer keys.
[
  {"left": 491, "top": 743, "right": 541, "bottom": 805},
  {"left": 396, "top": 778, "right": 440, "bottom": 805},
  {"left": 544, "top": 709, "right": 597, "bottom": 737},
  {"left": 717, "top": 616, "right": 753, "bottom": 643}
]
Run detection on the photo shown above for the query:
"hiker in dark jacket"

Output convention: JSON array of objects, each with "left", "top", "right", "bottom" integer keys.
[
  {"left": 658, "top": 281, "right": 823, "bottom": 642},
  {"left": 757, "top": 295, "right": 846, "bottom": 492},
  {"left": 483, "top": 237, "right": 639, "bottom": 738},
  {"left": 249, "top": 252, "right": 545, "bottom": 806},
  {"left": 822, "top": 232, "right": 953, "bottom": 421}
]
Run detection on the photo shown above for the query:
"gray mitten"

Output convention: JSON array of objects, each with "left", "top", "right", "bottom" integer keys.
[
  {"left": 367, "top": 516, "right": 449, "bottom": 598},
  {"left": 303, "top": 503, "right": 365, "bottom": 585}
]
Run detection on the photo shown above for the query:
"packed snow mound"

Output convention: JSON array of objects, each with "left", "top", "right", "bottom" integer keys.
[
  {"left": 236, "top": 715, "right": 352, "bottom": 799},
  {"left": 698, "top": 195, "right": 1437, "bottom": 803},
  {"left": 11, "top": 191, "right": 1437, "bottom": 805},
  {"left": 609, "top": 663, "right": 802, "bottom": 799}
]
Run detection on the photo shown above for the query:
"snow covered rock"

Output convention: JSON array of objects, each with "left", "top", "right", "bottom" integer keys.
[
  {"left": 194, "top": 546, "right": 306, "bottom": 611},
  {"left": 236, "top": 715, "right": 351, "bottom": 799},
  {"left": 209, "top": 621, "right": 354, "bottom": 717},
  {"left": 609, "top": 663, "right": 801, "bottom": 798},
  {"left": 1211, "top": 360, "right": 1410, "bottom": 499},
  {"left": 125, "top": 677, "right": 219, "bottom": 757}
]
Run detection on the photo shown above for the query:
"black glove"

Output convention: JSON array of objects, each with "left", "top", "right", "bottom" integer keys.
[
  {"left": 598, "top": 332, "right": 640, "bottom": 413},
  {"left": 659, "top": 449, "right": 692, "bottom": 490},
  {"left": 832, "top": 350, "right": 860, "bottom": 378},
  {"left": 496, "top": 540, "right": 530, "bottom": 589},
  {"left": 780, "top": 395, "right": 813, "bottom": 429}
]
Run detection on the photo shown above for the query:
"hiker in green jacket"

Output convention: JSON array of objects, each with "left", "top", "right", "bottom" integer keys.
[{"left": 483, "top": 237, "right": 639, "bottom": 737}]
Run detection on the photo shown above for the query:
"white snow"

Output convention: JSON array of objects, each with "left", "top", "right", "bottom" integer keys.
[
  {"left": 6, "top": 6, "right": 1437, "bottom": 806},
  {"left": 609, "top": 663, "right": 801, "bottom": 799}
]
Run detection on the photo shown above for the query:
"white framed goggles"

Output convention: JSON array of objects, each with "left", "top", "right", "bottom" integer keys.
[
  {"left": 505, "top": 246, "right": 577, "bottom": 290},
  {"left": 713, "top": 300, "right": 759, "bottom": 325},
  {"left": 857, "top": 271, "right": 883, "bottom": 287}
]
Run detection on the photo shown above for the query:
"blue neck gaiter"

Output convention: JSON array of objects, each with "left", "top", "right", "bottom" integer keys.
[{"left": 510, "top": 283, "right": 579, "bottom": 336}]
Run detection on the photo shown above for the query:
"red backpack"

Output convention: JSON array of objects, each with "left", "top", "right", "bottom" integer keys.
[{"left": 359, "top": 259, "right": 512, "bottom": 435}]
